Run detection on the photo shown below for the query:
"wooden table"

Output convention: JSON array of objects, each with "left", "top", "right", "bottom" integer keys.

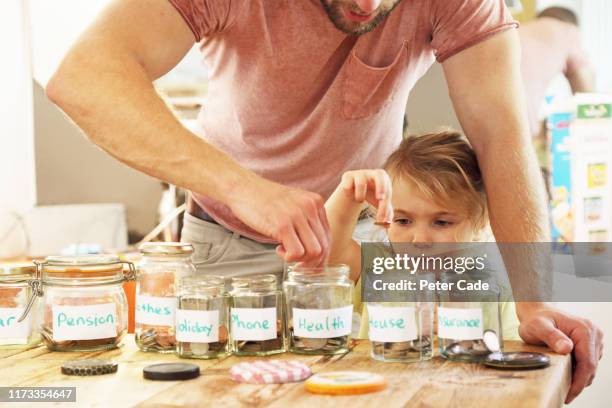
[{"left": 0, "top": 338, "right": 570, "bottom": 408}]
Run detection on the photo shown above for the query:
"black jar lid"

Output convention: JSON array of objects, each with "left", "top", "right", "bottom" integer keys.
[{"left": 143, "top": 363, "right": 200, "bottom": 381}]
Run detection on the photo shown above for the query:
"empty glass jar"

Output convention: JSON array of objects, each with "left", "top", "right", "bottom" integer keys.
[
  {"left": 176, "top": 275, "right": 230, "bottom": 359},
  {"left": 19, "top": 255, "right": 134, "bottom": 351},
  {"left": 0, "top": 263, "right": 40, "bottom": 348},
  {"left": 135, "top": 242, "right": 195, "bottom": 353},
  {"left": 283, "top": 265, "right": 353, "bottom": 355},
  {"left": 230, "top": 274, "right": 285, "bottom": 356},
  {"left": 437, "top": 270, "right": 502, "bottom": 361}
]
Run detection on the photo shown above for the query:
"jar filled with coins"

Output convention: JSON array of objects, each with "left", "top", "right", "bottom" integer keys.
[
  {"left": 283, "top": 265, "right": 353, "bottom": 355},
  {"left": 437, "top": 270, "right": 502, "bottom": 361},
  {"left": 230, "top": 274, "right": 285, "bottom": 356},
  {"left": 0, "top": 263, "right": 41, "bottom": 348},
  {"left": 19, "top": 255, "right": 134, "bottom": 351},
  {"left": 135, "top": 243, "right": 196, "bottom": 353},
  {"left": 176, "top": 275, "right": 230, "bottom": 359}
]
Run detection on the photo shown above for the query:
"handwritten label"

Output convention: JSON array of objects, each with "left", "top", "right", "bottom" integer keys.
[
  {"left": 437, "top": 307, "right": 483, "bottom": 340},
  {"left": 367, "top": 305, "right": 417, "bottom": 342},
  {"left": 0, "top": 308, "right": 32, "bottom": 345},
  {"left": 52, "top": 303, "right": 117, "bottom": 341},
  {"left": 293, "top": 305, "right": 353, "bottom": 338},
  {"left": 135, "top": 295, "right": 177, "bottom": 326},
  {"left": 230, "top": 308, "right": 276, "bottom": 341},
  {"left": 175, "top": 309, "right": 219, "bottom": 343}
]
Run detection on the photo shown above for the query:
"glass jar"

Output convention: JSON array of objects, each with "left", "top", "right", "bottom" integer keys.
[
  {"left": 283, "top": 265, "right": 353, "bottom": 355},
  {"left": 135, "top": 242, "right": 195, "bottom": 353},
  {"left": 367, "top": 272, "right": 434, "bottom": 362},
  {"left": 0, "top": 263, "right": 41, "bottom": 348},
  {"left": 176, "top": 275, "right": 230, "bottom": 359},
  {"left": 230, "top": 274, "right": 285, "bottom": 356},
  {"left": 437, "top": 270, "right": 502, "bottom": 361},
  {"left": 19, "top": 255, "right": 134, "bottom": 352}
]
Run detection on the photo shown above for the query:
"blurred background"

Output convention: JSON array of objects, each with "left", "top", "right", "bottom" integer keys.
[{"left": 0, "top": 1, "right": 611, "bottom": 405}]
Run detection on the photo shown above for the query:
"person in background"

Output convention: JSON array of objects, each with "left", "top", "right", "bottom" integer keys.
[
  {"left": 520, "top": 6, "right": 596, "bottom": 161},
  {"left": 325, "top": 131, "right": 520, "bottom": 340}
]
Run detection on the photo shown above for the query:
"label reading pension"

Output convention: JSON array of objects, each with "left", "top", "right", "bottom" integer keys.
[
  {"left": 230, "top": 308, "right": 277, "bottom": 341},
  {"left": 0, "top": 308, "right": 32, "bottom": 345},
  {"left": 135, "top": 295, "right": 178, "bottom": 326},
  {"left": 293, "top": 305, "right": 353, "bottom": 338},
  {"left": 175, "top": 309, "right": 219, "bottom": 343},
  {"left": 52, "top": 303, "right": 117, "bottom": 341},
  {"left": 437, "top": 307, "right": 483, "bottom": 340},
  {"left": 366, "top": 305, "right": 417, "bottom": 342}
]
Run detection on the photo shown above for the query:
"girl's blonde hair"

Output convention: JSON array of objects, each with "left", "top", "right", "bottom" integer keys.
[{"left": 384, "top": 130, "right": 487, "bottom": 230}]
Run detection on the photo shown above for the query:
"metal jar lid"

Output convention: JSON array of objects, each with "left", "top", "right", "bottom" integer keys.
[{"left": 139, "top": 242, "right": 194, "bottom": 256}]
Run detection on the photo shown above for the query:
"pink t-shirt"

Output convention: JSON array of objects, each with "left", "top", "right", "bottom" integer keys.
[
  {"left": 520, "top": 17, "right": 590, "bottom": 138},
  {"left": 169, "top": 0, "right": 516, "bottom": 243}
]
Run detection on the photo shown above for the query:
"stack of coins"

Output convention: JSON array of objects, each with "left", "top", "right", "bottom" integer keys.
[
  {"left": 180, "top": 325, "right": 230, "bottom": 357},
  {"left": 234, "top": 320, "right": 284, "bottom": 354},
  {"left": 136, "top": 326, "right": 175, "bottom": 351},
  {"left": 371, "top": 336, "right": 432, "bottom": 359}
]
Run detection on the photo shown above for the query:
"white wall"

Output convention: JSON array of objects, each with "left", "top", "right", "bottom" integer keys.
[{"left": 0, "top": 0, "right": 36, "bottom": 213}]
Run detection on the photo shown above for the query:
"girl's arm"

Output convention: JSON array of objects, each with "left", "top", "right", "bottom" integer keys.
[{"left": 325, "top": 170, "right": 393, "bottom": 281}]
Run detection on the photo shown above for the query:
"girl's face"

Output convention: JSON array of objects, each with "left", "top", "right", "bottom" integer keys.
[{"left": 387, "top": 177, "right": 477, "bottom": 243}]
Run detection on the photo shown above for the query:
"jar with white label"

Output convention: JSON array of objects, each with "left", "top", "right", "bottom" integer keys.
[
  {"left": 19, "top": 255, "right": 134, "bottom": 351},
  {"left": 230, "top": 274, "right": 285, "bottom": 356},
  {"left": 367, "top": 277, "right": 434, "bottom": 362},
  {"left": 283, "top": 265, "right": 353, "bottom": 355},
  {"left": 135, "top": 242, "right": 195, "bottom": 353},
  {"left": 176, "top": 275, "right": 230, "bottom": 359},
  {"left": 0, "top": 264, "right": 41, "bottom": 348},
  {"left": 437, "top": 270, "right": 502, "bottom": 361}
]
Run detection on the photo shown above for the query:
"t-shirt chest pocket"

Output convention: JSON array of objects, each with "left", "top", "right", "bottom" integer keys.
[{"left": 342, "top": 41, "right": 409, "bottom": 120}]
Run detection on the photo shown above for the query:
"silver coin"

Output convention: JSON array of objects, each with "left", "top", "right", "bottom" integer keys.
[{"left": 189, "top": 342, "right": 210, "bottom": 355}]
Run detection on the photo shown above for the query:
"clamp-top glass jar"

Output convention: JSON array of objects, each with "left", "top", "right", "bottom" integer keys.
[
  {"left": 135, "top": 242, "right": 195, "bottom": 353},
  {"left": 19, "top": 255, "right": 134, "bottom": 351},
  {"left": 283, "top": 265, "right": 353, "bottom": 355},
  {"left": 0, "top": 263, "right": 40, "bottom": 348},
  {"left": 230, "top": 274, "right": 285, "bottom": 356},
  {"left": 176, "top": 275, "right": 230, "bottom": 359}
]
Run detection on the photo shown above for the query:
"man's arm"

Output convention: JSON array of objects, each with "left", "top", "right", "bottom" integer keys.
[
  {"left": 567, "top": 66, "right": 596, "bottom": 94},
  {"left": 46, "top": 0, "right": 329, "bottom": 265},
  {"left": 442, "top": 29, "right": 602, "bottom": 403}
]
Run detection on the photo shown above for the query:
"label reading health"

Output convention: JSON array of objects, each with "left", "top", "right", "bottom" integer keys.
[
  {"left": 367, "top": 305, "right": 417, "bottom": 342},
  {"left": 230, "top": 308, "right": 277, "bottom": 341},
  {"left": 437, "top": 307, "right": 483, "bottom": 340},
  {"left": 0, "top": 308, "right": 32, "bottom": 345},
  {"left": 175, "top": 309, "right": 219, "bottom": 343},
  {"left": 135, "top": 295, "right": 178, "bottom": 326},
  {"left": 293, "top": 305, "right": 353, "bottom": 338},
  {"left": 52, "top": 303, "right": 117, "bottom": 341}
]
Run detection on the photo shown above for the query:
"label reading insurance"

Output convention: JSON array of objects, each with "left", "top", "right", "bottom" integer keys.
[
  {"left": 437, "top": 307, "right": 483, "bottom": 340},
  {"left": 0, "top": 308, "right": 32, "bottom": 345},
  {"left": 175, "top": 309, "right": 219, "bottom": 343},
  {"left": 135, "top": 295, "right": 177, "bottom": 326},
  {"left": 367, "top": 305, "right": 417, "bottom": 342},
  {"left": 293, "top": 305, "right": 353, "bottom": 338},
  {"left": 52, "top": 303, "right": 117, "bottom": 341},
  {"left": 230, "top": 308, "right": 276, "bottom": 341}
]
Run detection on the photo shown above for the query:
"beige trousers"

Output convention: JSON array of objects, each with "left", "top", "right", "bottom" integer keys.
[{"left": 180, "top": 213, "right": 285, "bottom": 284}]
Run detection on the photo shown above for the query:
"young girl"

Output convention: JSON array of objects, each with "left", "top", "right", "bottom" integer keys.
[{"left": 324, "top": 130, "right": 520, "bottom": 340}]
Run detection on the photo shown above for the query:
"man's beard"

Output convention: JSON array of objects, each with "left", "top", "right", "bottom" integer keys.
[{"left": 320, "top": 0, "right": 402, "bottom": 35}]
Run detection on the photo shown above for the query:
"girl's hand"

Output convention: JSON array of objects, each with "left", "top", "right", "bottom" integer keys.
[{"left": 339, "top": 169, "right": 394, "bottom": 226}]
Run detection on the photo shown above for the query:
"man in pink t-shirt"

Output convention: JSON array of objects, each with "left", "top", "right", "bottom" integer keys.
[
  {"left": 520, "top": 6, "right": 595, "bottom": 141},
  {"left": 46, "top": 0, "right": 602, "bottom": 401}
]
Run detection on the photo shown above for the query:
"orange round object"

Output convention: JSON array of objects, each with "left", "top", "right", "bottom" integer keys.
[{"left": 305, "top": 371, "right": 386, "bottom": 395}]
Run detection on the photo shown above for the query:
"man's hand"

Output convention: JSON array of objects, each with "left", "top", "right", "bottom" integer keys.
[
  {"left": 518, "top": 305, "right": 604, "bottom": 404},
  {"left": 230, "top": 177, "right": 331, "bottom": 266}
]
